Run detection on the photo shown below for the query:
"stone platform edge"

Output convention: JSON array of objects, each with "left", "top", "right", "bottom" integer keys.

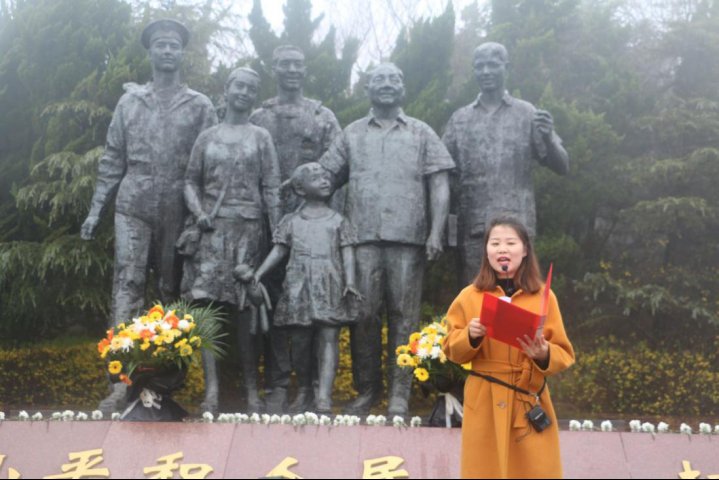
[{"left": 0, "top": 422, "right": 717, "bottom": 478}]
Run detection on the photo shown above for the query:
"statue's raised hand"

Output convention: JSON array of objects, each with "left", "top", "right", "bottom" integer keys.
[{"left": 533, "top": 109, "right": 554, "bottom": 139}]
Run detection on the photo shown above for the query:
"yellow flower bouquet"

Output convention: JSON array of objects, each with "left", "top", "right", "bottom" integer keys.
[
  {"left": 97, "top": 300, "right": 225, "bottom": 385},
  {"left": 396, "top": 316, "right": 470, "bottom": 391},
  {"left": 397, "top": 316, "right": 469, "bottom": 427},
  {"left": 97, "top": 300, "right": 225, "bottom": 421}
]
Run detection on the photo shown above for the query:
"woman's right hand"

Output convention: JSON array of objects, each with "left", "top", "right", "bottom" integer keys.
[{"left": 468, "top": 317, "right": 487, "bottom": 340}]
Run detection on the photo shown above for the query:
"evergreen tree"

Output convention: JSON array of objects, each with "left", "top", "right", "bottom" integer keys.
[
  {"left": 0, "top": 0, "right": 134, "bottom": 341},
  {"left": 576, "top": 1, "right": 719, "bottom": 346}
]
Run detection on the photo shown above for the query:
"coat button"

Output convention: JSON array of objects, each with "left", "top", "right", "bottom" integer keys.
[{"left": 497, "top": 401, "right": 507, "bottom": 409}]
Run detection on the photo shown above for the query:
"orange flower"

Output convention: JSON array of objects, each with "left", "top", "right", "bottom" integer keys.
[
  {"left": 410, "top": 340, "right": 419, "bottom": 355},
  {"left": 106, "top": 329, "right": 114, "bottom": 341},
  {"left": 119, "top": 374, "right": 133, "bottom": 386},
  {"left": 139, "top": 329, "right": 154, "bottom": 340},
  {"left": 166, "top": 312, "right": 179, "bottom": 329},
  {"left": 97, "top": 338, "right": 110, "bottom": 354},
  {"left": 148, "top": 305, "right": 164, "bottom": 321}
]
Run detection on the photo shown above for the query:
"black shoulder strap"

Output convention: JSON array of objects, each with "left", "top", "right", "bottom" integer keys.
[{"left": 468, "top": 371, "right": 546, "bottom": 398}]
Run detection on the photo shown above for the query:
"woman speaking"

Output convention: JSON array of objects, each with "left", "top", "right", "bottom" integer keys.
[{"left": 443, "top": 217, "right": 575, "bottom": 478}]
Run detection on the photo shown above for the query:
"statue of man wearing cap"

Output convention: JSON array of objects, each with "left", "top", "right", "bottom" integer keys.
[
  {"left": 81, "top": 19, "right": 217, "bottom": 412},
  {"left": 249, "top": 45, "right": 342, "bottom": 414},
  {"left": 442, "top": 42, "right": 569, "bottom": 285}
]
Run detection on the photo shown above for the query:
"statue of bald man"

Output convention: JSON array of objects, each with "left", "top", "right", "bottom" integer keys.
[{"left": 320, "top": 63, "right": 455, "bottom": 417}]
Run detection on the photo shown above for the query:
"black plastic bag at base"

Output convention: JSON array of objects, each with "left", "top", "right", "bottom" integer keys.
[
  {"left": 427, "top": 394, "right": 463, "bottom": 428},
  {"left": 120, "top": 365, "right": 188, "bottom": 422},
  {"left": 422, "top": 376, "right": 465, "bottom": 428}
]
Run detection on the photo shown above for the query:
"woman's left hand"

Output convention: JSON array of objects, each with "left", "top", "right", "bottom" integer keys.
[{"left": 516, "top": 333, "right": 549, "bottom": 363}]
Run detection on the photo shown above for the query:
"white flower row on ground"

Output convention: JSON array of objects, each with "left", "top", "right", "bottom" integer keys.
[
  {"left": 1, "top": 410, "right": 106, "bottom": 421},
  {"left": 568, "top": 419, "right": 719, "bottom": 434},
  {"left": 0, "top": 410, "right": 422, "bottom": 428},
  {"left": 204, "top": 412, "right": 423, "bottom": 427},
  {"left": 2, "top": 410, "right": 718, "bottom": 434}
]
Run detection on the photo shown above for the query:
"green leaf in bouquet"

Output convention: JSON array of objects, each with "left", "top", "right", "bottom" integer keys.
[{"left": 166, "top": 299, "right": 228, "bottom": 361}]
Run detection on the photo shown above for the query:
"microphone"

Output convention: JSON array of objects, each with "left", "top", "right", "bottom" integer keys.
[{"left": 499, "top": 264, "right": 512, "bottom": 302}]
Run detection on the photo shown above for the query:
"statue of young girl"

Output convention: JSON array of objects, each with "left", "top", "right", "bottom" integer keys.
[{"left": 253, "top": 162, "right": 362, "bottom": 413}]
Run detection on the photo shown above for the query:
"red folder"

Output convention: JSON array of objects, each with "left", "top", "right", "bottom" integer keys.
[{"left": 480, "top": 264, "right": 553, "bottom": 349}]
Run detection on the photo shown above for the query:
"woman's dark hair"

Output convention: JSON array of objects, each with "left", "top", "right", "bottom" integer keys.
[{"left": 473, "top": 216, "right": 543, "bottom": 294}]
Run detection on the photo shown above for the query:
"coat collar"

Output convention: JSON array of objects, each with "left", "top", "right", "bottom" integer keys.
[
  {"left": 124, "top": 82, "right": 198, "bottom": 111},
  {"left": 366, "top": 108, "right": 409, "bottom": 127},
  {"left": 260, "top": 96, "right": 323, "bottom": 114},
  {"left": 473, "top": 91, "right": 514, "bottom": 110}
]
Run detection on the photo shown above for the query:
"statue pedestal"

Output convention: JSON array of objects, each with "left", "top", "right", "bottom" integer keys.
[{"left": 1, "top": 422, "right": 717, "bottom": 478}]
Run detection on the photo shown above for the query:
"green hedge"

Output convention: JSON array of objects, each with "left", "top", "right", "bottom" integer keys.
[{"left": 550, "top": 337, "right": 719, "bottom": 417}]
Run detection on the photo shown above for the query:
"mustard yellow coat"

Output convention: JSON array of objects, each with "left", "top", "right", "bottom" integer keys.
[{"left": 443, "top": 285, "right": 575, "bottom": 479}]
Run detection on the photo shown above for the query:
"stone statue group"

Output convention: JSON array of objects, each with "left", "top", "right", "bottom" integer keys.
[{"left": 81, "top": 19, "right": 569, "bottom": 417}]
